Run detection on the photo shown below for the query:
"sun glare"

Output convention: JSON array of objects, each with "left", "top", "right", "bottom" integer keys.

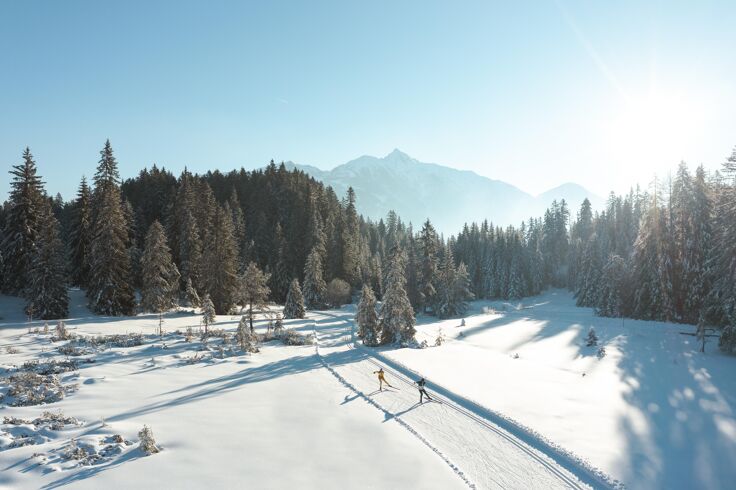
[{"left": 607, "top": 89, "right": 708, "bottom": 171}]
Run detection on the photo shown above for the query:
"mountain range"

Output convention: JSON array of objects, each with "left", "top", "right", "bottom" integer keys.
[{"left": 284, "top": 149, "right": 603, "bottom": 234}]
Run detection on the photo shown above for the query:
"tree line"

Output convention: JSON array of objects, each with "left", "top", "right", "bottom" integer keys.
[{"left": 1, "top": 142, "right": 735, "bottom": 353}]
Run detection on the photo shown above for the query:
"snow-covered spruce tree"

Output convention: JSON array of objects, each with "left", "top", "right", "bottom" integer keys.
[
  {"left": 269, "top": 223, "right": 291, "bottom": 303},
  {"left": 235, "top": 315, "right": 259, "bottom": 353},
  {"left": 685, "top": 166, "right": 713, "bottom": 324},
  {"left": 185, "top": 277, "right": 201, "bottom": 307},
  {"left": 201, "top": 293, "right": 216, "bottom": 334},
  {"left": 68, "top": 176, "right": 92, "bottom": 287},
  {"left": 575, "top": 236, "right": 602, "bottom": 307},
  {"left": 303, "top": 247, "right": 326, "bottom": 309},
  {"left": 356, "top": 284, "right": 380, "bottom": 346},
  {"left": 597, "top": 254, "right": 627, "bottom": 318},
  {"left": 379, "top": 246, "right": 416, "bottom": 345},
  {"left": 419, "top": 219, "right": 439, "bottom": 313},
  {"left": 237, "top": 262, "right": 271, "bottom": 332},
  {"left": 341, "top": 187, "right": 362, "bottom": 287},
  {"left": 452, "top": 262, "right": 474, "bottom": 316},
  {"left": 87, "top": 140, "right": 136, "bottom": 315},
  {"left": 632, "top": 184, "right": 675, "bottom": 321},
  {"left": 140, "top": 221, "right": 180, "bottom": 313},
  {"left": 585, "top": 327, "right": 598, "bottom": 347},
  {"left": 26, "top": 202, "right": 69, "bottom": 320},
  {"left": 178, "top": 208, "right": 203, "bottom": 294},
  {"left": 436, "top": 246, "right": 457, "bottom": 318},
  {"left": 138, "top": 425, "right": 159, "bottom": 455},
  {"left": 283, "top": 278, "right": 306, "bottom": 319},
  {"left": 714, "top": 148, "right": 736, "bottom": 353},
  {"left": 1, "top": 148, "right": 45, "bottom": 295},
  {"left": 200, "top": 205, "right": 238, "bottom": 314}
]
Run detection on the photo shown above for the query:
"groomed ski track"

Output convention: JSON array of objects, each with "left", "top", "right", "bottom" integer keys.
[{"left": 310, "top": 310, "right": 619, "bottom": 490}]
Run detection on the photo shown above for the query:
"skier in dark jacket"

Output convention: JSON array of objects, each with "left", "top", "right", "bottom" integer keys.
[{"left": 415, "top": 377, "right": 433, "bottom": 403}]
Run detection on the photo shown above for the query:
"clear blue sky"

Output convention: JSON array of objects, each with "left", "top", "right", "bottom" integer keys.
[{"left": 1, "top": 0, "right": 735, "bottom": 200}]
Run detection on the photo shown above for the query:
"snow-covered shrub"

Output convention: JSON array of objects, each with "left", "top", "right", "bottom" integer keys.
[
  {"left": 184, "top": 326, "right": 194, "bottom": 343},
  {"left": 585, "top": 327, "right": 598, "bottom": 347},
  {"left": 58, "top": 344, "right": 87, "bottom": 357},
  {"left": 278, "top": 329, "right": 315, "bottom": 346},
  {"left": 138, "top": 425, "right": 160, "bottom": 455},
  {"left": 5, "top": 346, "right": 19, "bottom": 354},
  {"left": 22, "top": 359, "right": 78, "bottom": 375},
  {"left": 78, "top": 333, "right": 144, "bottom": 348},
  {"left": 273, "top": 313, "right": 284, "bottom": 337},
  {"left": 4, "top": 372, "right": 77, "bottom": 406},
  {"left": 434, "top": 328, "right": 445, "bottom": 347},
  {"left": 236, "top": 316, "right": 259, "bottom": 353},
  {"left": 52, "top": 321, "right": 72, "bottom": 342},
  {"left": 597, "top": 346, "right": 607, "bottom": 359}
]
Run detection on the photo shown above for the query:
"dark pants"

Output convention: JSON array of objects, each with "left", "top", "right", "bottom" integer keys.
[{"left": 419, "top": 388, "right": 432, "bottom": 402}]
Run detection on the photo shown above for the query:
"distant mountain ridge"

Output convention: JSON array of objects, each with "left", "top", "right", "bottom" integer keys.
[{"left": 283, "top": 149, "right": 603, "bottom": 233}]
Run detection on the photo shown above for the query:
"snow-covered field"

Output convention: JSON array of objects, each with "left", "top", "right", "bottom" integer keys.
[{"left": 1, "top": 289, "right": 734, "bottom": 489}]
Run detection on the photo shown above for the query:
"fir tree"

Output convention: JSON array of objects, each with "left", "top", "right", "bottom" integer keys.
[
  {"left": 1, "top": 148, "right": 45, "bottom": 295},
  {"left": 201, "top": 205, "right": 238, "bottom": 314},
  {"left": 87, "top": 141, "right": 136, "bottom": 316},
  {"left": 356, "top": 284, "right": 380, "bottom": 346},
  {"left": 68, "top": 176, "right": 92, "bottom": 287},
  {"left": 303, "top": 247, "right": 326, "bottom": 309},
  {"left": 236, "top": 315, "right": 259, "bottom": 353},
  {"left": 27, "top": 202, "right": 69, "bottom": 319},
  {"left": 237, "top": 262, "right": 271, "bottom": 332},
  {"left": 201, "top": 293, "right": 216, "bottom": 334},
  {"left": 283, "top": 278, "right": 306, "bottom": 319},
  {"left": 379, "top": 246, "right": 416, "bottom": 344},
  {"left": 185, "top": 277, "right": 201, "bottom": 307},
  {"left": 597, "top": 254, "right": 627, "bottom": 318},
  {"left": 419, "top": 220, "right": 439, "bottom": 313},
  {"left": 140, "top": 221, "right": 180, "bottom": 312},
  {"left": 585, "top": 327, "right": 598, "bottom": 347}
]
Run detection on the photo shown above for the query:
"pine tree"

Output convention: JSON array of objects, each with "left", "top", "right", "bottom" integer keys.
[
  {"left": 283, "top": 278, "right": 306, "bottom": 319},
  {"left": 140, "top": 221, "right": 180, "bottom": 312},
  {"left": 1, "top": 148, "right": 45, "bottom": 295},
  {"left": 379, "top": 246, "right": 416, "bottom": 344},
  {"left": 201, "top": 205, "right": 238, "bottom": 314},
  {"left": 269, "top": 223, "right": 291, "bottom": 302},
  {"left": 236, "top": 315, "right": 259, "bottom": 353},
  {"left": 419, "top": 220, "right": 439, "bottom": 313},
  {"left": 237, "top": 262, "right": 271, "bottom": 332},
  {"left": 179, "top": 209, "right": 203, "bottom": 294},
  {"left": 201, "top": 293, "right": 216, "bottom": 334},
  {"left": 597, "top": 254, "right": 627, "bottom": 318},
  {"left": 27, "top": 202, "right": 69, "bottom": 319},
  {"left": 585, "top": 327, "right": 598, "bottom": 347},
  {"left": 87, "top": 141, "right": 136, "bottom": 315},
  {"left": 68, "top": 176, "right": 92, "bottom": 287},
  {"left": 185, "top": 277, "right": 201, "bottom": 307},
  {"left": 357, "top": 284, "right": 380, "bottom": 346},
  {"left": 341, "top": 187, "right": 361, "bottom": 287},
  {"left": 303, "top": 247, "right": 326, "bottom": 309}
]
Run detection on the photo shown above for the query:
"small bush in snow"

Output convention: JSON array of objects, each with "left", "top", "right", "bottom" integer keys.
[
  {"left": 138, "top": 425, "right": 160, "bottom": 455},
  {"left": 273, "top": 313, "right": 284, "bottom": 337},
  {"left": 597, "top": 346, "right": 607, "bottom": 359},
  {"left": 76, "top": 333, "right": 144, "bottom": 349},
  {"left": 5, "top": 346, "right": 19, "bottom": 354},
  {"left": 585, "top": 327, "right": 598, "bottom": 347},
  {"left": 512, "top": 353, "right": 520, "bottom": 359},
  {"left": 184, "top": 326, "right": 194, "bottom": 343},
  {"left": 52, "top": 321, "right": 72, "bottom": 342},
  {"left": 22, "top": 358, "right": 78, "bottom": 375},
  {"left": 434, "top": 328, "right": 445, "bottom": 347},
  {"left": 4, "top": 372, "right": 77, "bottom": 406},
  {"left": 236, "top": 316, "right": 259, "bottom": 353},
  {"left": 278, "top": 329, "right": 315, "bottom": 346}
]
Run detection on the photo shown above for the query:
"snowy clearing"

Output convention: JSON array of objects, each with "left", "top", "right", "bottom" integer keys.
[{"left": 2, "top": 289, "right": 735, "bottom": 489}]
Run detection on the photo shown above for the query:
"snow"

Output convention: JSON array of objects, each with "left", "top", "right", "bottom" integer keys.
[
  {"left": 2, "top": 288, "right": 734, "bottom": 489},
  {"left": 0, "top": 291, "right": 462, "bottom": 489}
]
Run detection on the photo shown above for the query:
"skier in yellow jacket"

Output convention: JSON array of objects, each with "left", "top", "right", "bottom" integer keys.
[{"left": 373, "top": 367, "right": 395, "bottom": 391}]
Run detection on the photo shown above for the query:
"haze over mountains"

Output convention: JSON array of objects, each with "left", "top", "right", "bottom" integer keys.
[{"left": 285, "top": 149, "right": 603, "bottom": 233}]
